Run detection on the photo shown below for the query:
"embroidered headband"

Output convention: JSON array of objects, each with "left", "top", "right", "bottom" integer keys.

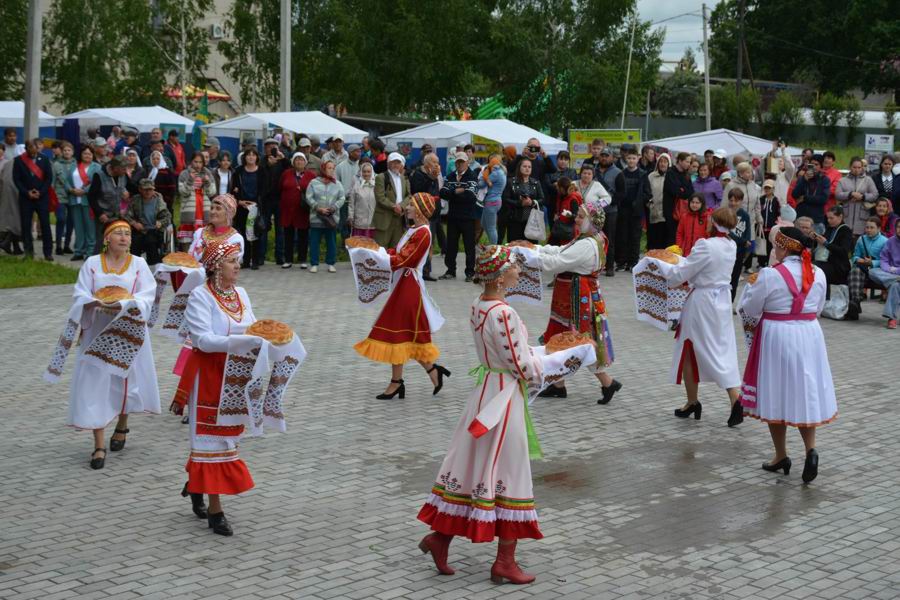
[
  {"left": 103, "top": 219, "right": 131, "bottom": 238},
  {"left": 774, "top": 229, "right": 805, "bottom": 253},
  {"left": 475, "top": 245, "right": 517, "bottom": 282},
  {"left": 411, "top": 192, "right": 436, "bottom": 219},
  {"left": 212, "top": 193, "right": 238, "bottom": 218},
  {"left": 201, "top": 240, "right": 241, "bottom": 272}
]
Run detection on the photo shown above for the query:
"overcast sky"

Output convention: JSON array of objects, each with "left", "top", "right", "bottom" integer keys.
[{"left": 636, "top": 0, "right": 723, "bottom": 72}]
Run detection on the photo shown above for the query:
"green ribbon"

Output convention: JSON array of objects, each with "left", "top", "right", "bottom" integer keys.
[{"left": 468, "top": 365, "right": 544, "bottom": 460}]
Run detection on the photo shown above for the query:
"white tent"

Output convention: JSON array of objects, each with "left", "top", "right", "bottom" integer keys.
[
  {"left": 646, "top": 129, "right": 803, "bottom": 159},
  {"left": 0, "top": 101, "right": 59, "bottom": 128},
  {"left": 61, "top": 105, "right": 196, "bottom": 133},
  {"left": 384, "top": 119, "right": 567, "bottom": 153},
  {"left": 203, "top": 111, "right": 366, "bottom": 142}
]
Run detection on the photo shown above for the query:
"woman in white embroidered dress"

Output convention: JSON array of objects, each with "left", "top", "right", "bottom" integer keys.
[
  {"left": 187, "top": 194, "right": 244, "bottom": 260},
  {"left": 417, "top": 246, "right": 541, "bottom": 586},
  {"left": 663, "top": 206, "right": 744, "bottom": 427},
  {"left": 68, "top": 220, "right": 160, "bottom": 469},
  {"left": 170, "top": 241, "right": 257, "bottom": 536},
  {"left": 738, "top": 227, "right": 836, "bottom": 483}
]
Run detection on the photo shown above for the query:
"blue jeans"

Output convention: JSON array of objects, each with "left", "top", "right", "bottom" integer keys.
[
  {"left": 481, "top": 204, "right": 501, "bottom": 244},
  {"left": 55, "top": 203, "right": 73, "bottom": 249},
  {"left": 869, "top": 268, "right": 900, "bottom": 319},
  {"left": 69, "top": 203, "right": 95, "bottom": 257},
  {"left": 309, "top": 227, "right": 336, "bottom": 266}
]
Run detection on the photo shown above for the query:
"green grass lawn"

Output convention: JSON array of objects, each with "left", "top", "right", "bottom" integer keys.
[{"left": 0, "top": 255, "right": 78, "bottom": 289}]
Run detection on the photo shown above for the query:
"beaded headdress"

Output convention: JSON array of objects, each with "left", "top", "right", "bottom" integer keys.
[
  {"left": 475, "top": 245, "right": 518, "bottom": 282},
  {"left": 212, "top": 193, "right": 238, "bottom": 219},
  {"left": 412, "top": 192, "right": 436, "bottom": 219},
  {"left": 201, "top": 240, "right": 241, "bottom": 273}
]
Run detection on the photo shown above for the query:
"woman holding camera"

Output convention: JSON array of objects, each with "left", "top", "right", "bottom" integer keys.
[{"left": 502, "top": 158, "right": 544, "bottom": 243}]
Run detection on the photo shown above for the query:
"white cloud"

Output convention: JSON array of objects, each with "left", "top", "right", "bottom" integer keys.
[{"left": 636, "top": 0, "right": 723, "bottom": 71}]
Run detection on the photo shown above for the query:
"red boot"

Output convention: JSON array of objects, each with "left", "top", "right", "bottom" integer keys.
[
  {"left": 490, "top": 540, "right": 535, "bottom": 584},
  {"left": 419, "top": 532, "right": 455, "bottom": 575}
]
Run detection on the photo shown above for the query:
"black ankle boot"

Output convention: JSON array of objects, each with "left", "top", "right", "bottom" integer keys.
[
  {"left": 181, "top": 482, "right": 208, "bottom": 518},
  {"left": 208, "top": 512, "right": 233, "bottom": 536},
  {"left": 598, "top": 380, "right": 622, "bottom": 405}
]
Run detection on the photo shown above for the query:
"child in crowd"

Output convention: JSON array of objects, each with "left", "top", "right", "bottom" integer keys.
[
  {"left": 675, "top": 193, "right": 709, "bottom": 256},
  {"left": 727, "top": 188, "right": 751, "bottom": 302},
  {"left": 758, "top": 179, "right": 781, "bottom": 267}
]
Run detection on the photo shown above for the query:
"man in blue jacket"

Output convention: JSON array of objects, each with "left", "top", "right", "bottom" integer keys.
[
  {"left": 12, "top": 139, "right": 54, "bottom": 260},
  {"left": 439, "top": 152, "right": 479, "bottom": 282},
  {"left": 791, "top": 154, "right": 830, "bottom": 234}
]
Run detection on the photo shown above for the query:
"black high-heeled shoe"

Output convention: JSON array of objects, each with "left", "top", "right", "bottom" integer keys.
[
  {"left": 673, "top": 402, "right": 702, "bottom": 420},
  {"left": 109, "top": 428, "right": 129, "bottom": 452},
  {"left": 376, "top": 379, "right": 405, "bottom": 400},
  {"left": 727, "top": 400, "right": 744, "bottom": 427},
  {"left": 598, "top": 380, "right": 622, "bottom": 405},
  {"left": 428, "top": 365, "right": 451, "bottom": 395},
  {"left": 208, "top": 512, "right": 233, "bottom": 536},
  {"left": 538, "top": 385, "right": 567, "bottom": 398},
  {"left": 802, "top": 449, "right": 819, "bottom": 483},
  {"left": 90, "top": 448, "right": 107, "bottom": 470},
  {"left": 181, "top": 482, "right": 208, "bottom": 518},
  {"left": 762, "top": 457, "right": 792, "bottom": 475}
]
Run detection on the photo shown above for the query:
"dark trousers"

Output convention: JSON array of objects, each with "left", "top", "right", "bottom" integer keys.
[
  {"left": 731, "top": 251, "right": 745, "bottom": 301},
  {"left": 444, "top": 217, "right": 476, "bottom": 277},
  {"left": 665, "top": 217, "right": 678, "bottom": 247},
  {"left": 132, "top": 228, "right": 163, "bottom": 265},
  {"left": 616, "top": 213, "right": 643, "bottom": 266},
  {"left": 283, "top": 226, "right": 309, "bottom": 264},
  {"left": 646, "top": 222, "right": 667, "bottom": 250},
  {"left": 602, "top": 211, "right": 617, "bottom": 271},
  {"left": 424, "top": 212, "right": 445, "bottom": 276},
  {"left": 20, "top": 197, "right": 52, "bottom": 258},
  {"left": 506, "top": 220, "right": 537, "bottom": 244},
  {"left": 259, "top": 202, "right": 283, "bottom": 264},
  {"left": 55, "top": 203, "right": 73, "bottom": 250}
]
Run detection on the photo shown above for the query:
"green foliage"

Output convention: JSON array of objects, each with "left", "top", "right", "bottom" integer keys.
[
  {"left": 812, "top": 93, "right": 849, "bottom": 142},
  {"left": 219, "top": 0, "right": 281, "bottom": 111},
  {"left": 763, "top": 91, "right": 803, "bottom": 138},
  {"left": 0, "top": 0, "right": 27, "bottom": 99},
  {"left": 843, "top": 96, "right": 863, "bottom": 140},
  {"left": 44, "top": 0, "right": 170, "bottom": 112},
  {"left": 710, "top": 85, "right": 759, "bottom": 131},
  {"left": 885, "top": 103, "right": 899, "bottom": 135},
  {"left": 0, "top": 256, "right": 77, "bottom": 289},
  {"left": 153, "top": 0, "right": 214, "bottom": 116},
  {"left": 654, "top": 49, "right": 703, "bottom": 118}
]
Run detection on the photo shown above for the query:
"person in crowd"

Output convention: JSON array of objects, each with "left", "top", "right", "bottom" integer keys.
[
  {"left": 106, "top": 126, "right": 121, "bottom": 151},
  {"left": 594, "top": 147, "right": 623, "bottom": 276},
  {"left": 3, "top": 128, "right": 24, "bottom": 158},
  {"left": 836, "top": 157, "right": 878, "bottom": 238},
  {"left": 767, "top": 204, "right": 797, "bottom": 267},
  {"left": 124, "top": 148, "right": 145, "bottom": 194},
  {"left": 724, "top": 161, "right": 764, "bottom": 271},
  {"left": 581, "top": 139, "right": 605, "bottom": 174},
  {"left": 503, "top": 157, "right": 545, "bottom": 244},
  {"left": 872, "top": 155, "right": 900, "bottom": 212},
  {"left": 689, "top": 157, "right": 700, "bottom": 182},
  {"left": 204, "top": 136, "right": 221, "bottom": 171},
  {"left": 51, "top": 141, "right": 75, "bottom": 256},
  {"left": 409, "top": 152, "right": 443, "bottom": 281},
  {"left": 809, "top": 205, "right": 853, "bottom": 296},
  {"left": 374, "top": 152, "right": 411, "bottom": 248},
  {"left": 548, "top": 178, "right": 581, "bottom": 246},
  {"left": 663, "top": 152, "right": 694, "bottom": 246},
  {"left": 738, "top": 227, "right": 836, "bottom": 484},
  {"left": 791, "top": 154, "right": 830, "bottom": 234},
  {"left": 279, "top": 132, "right": 295, "bottom": 158},
  {"left": 141, "top": 128, "right": 163, "bottom": 160},
  {"left": 142, "top": 139, "right": 165, "bottom": 170},
  {"left": 872, "top": 197, "right": 898, "bottom": 238},
  {"left": 297, "top": 137, "right": 321, "bottom": 172},
  {"left": 676, "top": 193, "right": 709, "bottom": 257},
  {"left": 574, "top": 164, "right": 610, "bottom": 217},
  {"left": 354, "top": 193, "right": 450, "bottom": 399},
  {"left": 664, "top": 207, "right": 743, "bottom": 427},
  {"left": 846, "top": 217, "right": 888, "bottom": 320},
  {"left": 146, "top": 150, "right": 176, "bottom": 212},
  {"left": 544, "top": 150, "right": 576, "bottom": 232},
  {"left": 335, "top": 144, "right": 361, "bottom": 241},
  {"left": 869, "top": 220, "right": 900, "bottom": 328},
  {"left": 323, "top": 134, "right": 348, "bottom": 165},
  {"left": 232, "top": 147, "right": 268, "bottom": 270},
  {"left": 478, "top": 153, "right": 507, "bottom": 247},
  {"left": 176, "top": 152, "right": 216, "bottom": 251},
  {"left": 164, "top": 129, "right": 186, "bottom": 175},
  {"left": 767, "top": 141, "right": 795, "bottom": 205},
  {"left": 119, "top": 128, "right": 140, "bottom": 157},
  {"left": 349, "top": 161, "right": 377, "bottom": 239},
  {"left": 0, "top": 144, "right": 22, "bottom": 255},
  {"left": 820, "top": 151, "right": 842, "bottom": 211},
  {"left": 728, "top": 188, "right": 752, "bottom": 301},
  {"left": 639, "top": 145, "right": 657, "bottom": 172},
  {"left": 66, "top": 145, "right": 100, "bottom": 260},
  {"left": 370, "top": 138, "right": 388, "bottom": 174},
  {"left": 261, "top": 138, "right": 289, "bottom": 266},
  {"left": 616, "top": 147, "right": 650, "bottom": 270},
  {"left": 513, "top": 138, "right": 556, "bottom": 191},
  {"left": 125, "top": 179, "right": 171, "bottom": 265},
  {"left": 710, "top": 149, "right": 728, "bottom": 178},
  {"left": 13, "top": 138, "right": 54, "bottom": 260},
  {"left": 759, "top": 180, "right": 781, "bottom": 267},
  {"left": 92, "top": 136, "right": 109, "bottom": 166},
  {"left": 439, "top": 152, "right": 480, "bottom": 281},
  {"left": 463, "top": 144, "right": 482, "bottom": 174},
  {"left": 646, "top": 153, "right": 670, "bottom": 250},
  {"left": 305, "top": 160, "right": 344, "bottom": 273},
  {"left": 719, "top": 170, "right": 733, "bottom": 187},
  {"left": 212, "top": 151, "right": 233, "bottom": 198},
  {"left": 280, "top": 152, "right": 312, "bottom": 269},
  {"left": 693, "top": 162, "right": 723, "bottom": 210},
  {"left": 496, "top": 145, "right": 520, "bottom": 243}
]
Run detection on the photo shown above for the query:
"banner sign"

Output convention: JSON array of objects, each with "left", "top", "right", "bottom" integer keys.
[{"left": 569, "top": 129, "right": 641, "bottom": 166}]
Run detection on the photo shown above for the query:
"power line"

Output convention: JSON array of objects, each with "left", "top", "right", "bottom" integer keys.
[
  {"left": 743, "top": 26, "right": 881, "bottom": 65},
  {"left": 650, "top": 11, "right": 702, "bottom": 25}
]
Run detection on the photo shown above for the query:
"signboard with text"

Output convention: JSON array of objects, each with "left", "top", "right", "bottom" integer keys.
[
  {"left": 865, "top": 133, "right": 894, "bottom": 172},
  {"left": 568, "top": 129, "right": 641, "bottom": 166}
]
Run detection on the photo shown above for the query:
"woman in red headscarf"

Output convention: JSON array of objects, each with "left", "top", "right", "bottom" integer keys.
[
  {"left": 354, "top": 192, "right": 451, "bottom": 399},
  {"left": 738, "top": 226, "right": 836, "bottom": 484}
]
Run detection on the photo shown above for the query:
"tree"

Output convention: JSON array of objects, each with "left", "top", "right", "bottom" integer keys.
[
  {"left": 151, "top": 0, "right": 213, "bottom": 117},
  {"left": 885, "top": 102, "right": 898, "bottom": 136},
  {"left": 811, "top": 93, "right": 845, "bottom": 142},
  {"left": 0, "top": 0, "right": 27, "bottom": 100},
  {"left": 219, "top": 0, "right": 281, "bottom": 111},
  {"left": 843, "top": 96, "right": 863, "bottom": 141},
  {"left": 44, "top": 0, "right": 169, "bottom": 112},
  {"left": 654, "top": 48, "right": 703, "bottom": 118},
  {"left": 710, "top": 85, "right": 759, "bottom": 131},
  {"left": 762, "top": 91, "right": 803, "bottom": 138}
]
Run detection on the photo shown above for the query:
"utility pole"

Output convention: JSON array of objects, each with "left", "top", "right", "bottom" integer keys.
[
  {"left": 736, "top": 0, "right": 745, "bottom": 96},
  {"left": 702, "top": 3, "right": 711, "bottom": 131},
  {"left": 24, "top": 0, "right": 43, "bottom": 140},
  {"left": 620, "top": 16, "right": 637, "bottom": 129},
  {"left": 279, "top": 0, "right": 291, "bottom": 112}
]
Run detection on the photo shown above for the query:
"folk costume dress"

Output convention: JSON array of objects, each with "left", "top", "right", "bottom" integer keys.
[
  {"left": 538, "top": 234, "right": 615, "bottom": 368},
  {"left": 174, "top": 282, "right": 257, "bottom": 495},
  {"left": 354, "top": 223, "right": 444, "bottom": 364},
  {"left": 738, "top": 257, "right": 837, "bottom": 426},
  {"left": 665, "top": 235, "right": 741, "bottom": 389},
  {"left": 50, "top": 253, "right": 161, "bottom": 429},
  {"left": 418, "top": 298, "right": 543, "bottom": 542}
]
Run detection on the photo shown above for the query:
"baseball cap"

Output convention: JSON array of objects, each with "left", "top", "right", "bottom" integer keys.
[
  {"left": 347, "top": 144, "right": 360, "bottom": 152},
  {"left": 93, "top": 136, "right": 106, "bottom": 146},
  {"left": 333, "top": 134, "right": 344, "bottom": 142},
  {"left": 719, "top": 172, "right": 733, "bottom": 182},
  {"left": 599, "top": 147, "right": 612, "bottom": 156},
  {"left": 139, "top": 178, "right": 155, "bottom": 190},
  {"left": 714, "top": 148, "right": 727, "bottom": 159},
  {"left": 204, "top": 136, "right": 220, "bottom": 147},
  {"left": 298, "top": 137, "right": 311, "bottom": 147},
  {"left": 454, "top": 151, "right": 468, "bottom": 162},
  {"left": 109, "top": 155, "right": 127, "bottom": 168},
  {"left": 763, "top": 179, "right": 776, "bottom": 189},
  {"left": 263, "top": 137, "right": 278, "bottom": 145}
]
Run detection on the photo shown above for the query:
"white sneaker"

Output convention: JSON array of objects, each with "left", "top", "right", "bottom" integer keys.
[
  {"left": 300, "top": 263, "right": 308, "bottom": 269},
  {"left": 281, "top": 263, "right": 292, "bottom": 269},
  {"left": 328, "top": 265, "right": 336, "bottom": 273},
  {"left": 309, "top": 266, "right": 318, "bottom": 273}
]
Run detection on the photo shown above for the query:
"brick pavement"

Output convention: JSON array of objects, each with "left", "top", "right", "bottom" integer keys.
[{"left": 0, "top": 260, "right": 897, "bottom": 599}]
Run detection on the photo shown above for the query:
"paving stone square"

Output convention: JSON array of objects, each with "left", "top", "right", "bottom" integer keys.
[{"left": 0, "top": 260, "right": 897, "bottom": 599}]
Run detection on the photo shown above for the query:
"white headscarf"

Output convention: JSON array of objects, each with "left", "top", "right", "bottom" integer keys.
[{"left": 149, "top": 150, "right": 168, "bottom": 181}]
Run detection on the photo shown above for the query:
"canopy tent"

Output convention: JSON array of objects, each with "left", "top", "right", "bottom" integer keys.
[
  {"left": 646, "top": 129, "right": 803, "bottom": 160},
  {"left": 203, "top": 111, "right": 367, "bottom": 142},
  {"left": 0, "top": 101, "right": 60, "bottom": 128},
  {"left": 384, "top": 119, "right": 567, "bottom": 154},
  {"left": 61, "top": 105, "right": 196, "bottom": 133}
]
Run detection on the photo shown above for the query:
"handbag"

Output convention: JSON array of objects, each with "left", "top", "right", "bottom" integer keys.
[
  {"left": 524, "top": 206, "right": 547, "bottom": 241},
  {"left": 821, "top": 284, "right": 849, "bottom": 320},
  {"left": 319, "top": 211, "right": 338, "bottom": 229}
]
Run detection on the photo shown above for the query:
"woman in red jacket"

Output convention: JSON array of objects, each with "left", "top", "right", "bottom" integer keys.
[
  {"left": 676, "top": 193, "right": 710, "bottom": 256},
  {"left": 279, "top": 152, "right": 315, "bottom": 269},
  {"left": 549, "top": 177, "right": 582, "bottom": 245}
]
